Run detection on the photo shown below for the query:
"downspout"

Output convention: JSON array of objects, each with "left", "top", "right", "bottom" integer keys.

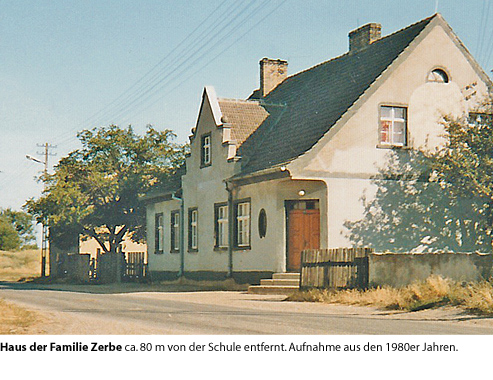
[
  {"left": 172, "top": 193, "right": 185, "bottom": 278},
  {"left": 224, "top": 180, "right": 234, "bottom": 278}
]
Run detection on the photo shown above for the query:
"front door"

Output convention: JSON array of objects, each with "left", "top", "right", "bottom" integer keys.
[{"left": 286, "top": 201, "right": 320, "bottom": 272}]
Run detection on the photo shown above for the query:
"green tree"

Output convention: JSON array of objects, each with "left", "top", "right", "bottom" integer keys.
[
  {"left": 25, "top": 125, "right": 187, "bottom": 255},
  {"left": 0, "top": 215, "right": 21, "bottom": 251},
  {"left": 0, "top": 208, "right": 36, "bottom": 247},
  {"left": 426, "top": 105, "right": 493, "bottom": 248},
  {"left": 346, "top": 99, "right": 493, "bottom": 253},
  {"left": 345, "top": 150, "right": 491, "bottom": 252}
]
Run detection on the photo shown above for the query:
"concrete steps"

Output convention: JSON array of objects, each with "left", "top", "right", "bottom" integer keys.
[{"left": 248, "top": 272, "right": 300, "bottom": 295}]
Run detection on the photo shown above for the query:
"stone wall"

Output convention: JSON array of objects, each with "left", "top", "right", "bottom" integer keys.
[{"left": 369, "top": 252, "right": 493, "bottom": 288}]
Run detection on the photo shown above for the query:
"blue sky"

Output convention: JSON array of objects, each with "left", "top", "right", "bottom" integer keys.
[{"left": 0, "top": 0, "right": 490, "bottom": 211}]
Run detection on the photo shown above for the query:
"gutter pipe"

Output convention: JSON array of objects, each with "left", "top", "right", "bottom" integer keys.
[{"left": 224, "top": 180, "right": 234, "bottom": 278}]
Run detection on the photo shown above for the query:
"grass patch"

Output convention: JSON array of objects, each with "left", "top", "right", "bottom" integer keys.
[
  {"left": 0, "top": 298, "right": 37, "bottom": 334},
  {"left": 287, "top": 275, "right": 493, "bottom": 314},
  {"left": 0, "top": 249, "right": 40, "bottom": 281}
]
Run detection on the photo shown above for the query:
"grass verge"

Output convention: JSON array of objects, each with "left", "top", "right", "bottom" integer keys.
[
  {"left": 0, "top": 299, "right": 37, "bottom": 334},
  {"left": 287, "top": 275, "right": 493, "bottom": 314}
]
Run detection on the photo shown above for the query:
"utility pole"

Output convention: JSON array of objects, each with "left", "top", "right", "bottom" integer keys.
[{"left": 27, "top": 143, "right": 57, "bottom": 277}]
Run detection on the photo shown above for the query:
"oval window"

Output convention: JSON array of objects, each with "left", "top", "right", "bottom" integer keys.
[{"left": 258, "top": 209, "right": 267, "bottom": 238}]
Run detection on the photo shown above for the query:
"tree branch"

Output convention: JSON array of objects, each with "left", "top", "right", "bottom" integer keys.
[{"left": 83, "top": 227, "right": 109, "bottom": 253}]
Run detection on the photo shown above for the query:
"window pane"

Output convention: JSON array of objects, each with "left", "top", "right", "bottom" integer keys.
[
  {"left": 394, "top": 107, "right": 406, "bottom": 119},
  {"left": 394, "top": 121, "right": 405, "bottom": 136},
  {"left": 393, "top": 121, "right": 405, "bottom": 145},
  {"left": 156, "top": 215, "right": 163, "bottom": 252},
  {"left": 381, "top": 120, "right": 391, "bottom": 143},
  {"left": 381, "top": 106, "right": 392, "bottom": 119}
]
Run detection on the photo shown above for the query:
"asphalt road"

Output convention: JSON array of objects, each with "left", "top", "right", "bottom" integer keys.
[{"left": 1, "top": 282, "right": 493, "bottom": 334}]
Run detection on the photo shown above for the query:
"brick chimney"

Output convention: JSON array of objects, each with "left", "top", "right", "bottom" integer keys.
[
  {"left": 349, "top": 23, "right": 381, "bottom": 52},
  {"left": 260, "top": 58, "right": 288, "bottom": 97}
]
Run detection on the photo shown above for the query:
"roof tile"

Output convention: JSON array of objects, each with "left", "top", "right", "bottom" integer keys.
[{"left": 218, "top": 99, "right": 269, "bottom": 146}]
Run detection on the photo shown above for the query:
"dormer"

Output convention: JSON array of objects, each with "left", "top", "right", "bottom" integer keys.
[{"left": 217, "top": 98, "right": 269, "bottom": 161}]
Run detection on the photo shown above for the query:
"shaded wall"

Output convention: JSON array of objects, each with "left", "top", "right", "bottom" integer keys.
[
  {"left": 369, "top": 252, "right": 493, "bottom": 287},
  {"left": 49, "top": 227, "right": 79, "bottom": 278}
]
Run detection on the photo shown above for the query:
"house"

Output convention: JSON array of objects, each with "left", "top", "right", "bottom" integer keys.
[
  {"left": 79, "top": 233, "right": 146, "bottom": 260},
  {"left": 143, "top": 14, "right": 492, "bottom": 283}
]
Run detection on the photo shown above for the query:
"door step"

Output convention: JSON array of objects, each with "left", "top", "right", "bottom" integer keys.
[{"left": 248, "top": 272, "right": 300, "bottom": 295}]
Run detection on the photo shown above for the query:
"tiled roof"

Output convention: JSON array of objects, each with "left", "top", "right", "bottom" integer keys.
[
  {"left": 238, "top": 15, "right": 435, "bottom": 174},
  {"left": 218, "top": 99, "right": 269, "bottom": 146}
]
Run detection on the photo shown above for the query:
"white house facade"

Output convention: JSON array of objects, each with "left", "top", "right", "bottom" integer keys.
[{"left": 143, "top": 14, "right": 491, "bottom": 283}]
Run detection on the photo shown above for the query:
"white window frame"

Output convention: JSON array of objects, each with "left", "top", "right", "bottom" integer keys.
[
  {"left": 189, "top": 209, "right": 198, "bottom": 250},
  {"left": 216, "top": 205, "right": 228, "bottom": 248},
  {"left": 171, "top": 211, "right": 180, "bottom": 252},
  {"left": 155, "top": 213, "right": 164, "bottom": 253},
  {"left": 379, "top": 105, "right": 407, "bottom": 147},
  {"left": 236, "top": 202, "right": 250, "bottom": 248},
  {"left": 202, "top": 134, "right": 211, "bottom": 166}
]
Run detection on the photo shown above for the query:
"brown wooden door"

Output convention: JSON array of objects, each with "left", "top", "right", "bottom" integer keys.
[{"left": 287, "top": 209, "right": 320, "bottom": 272}]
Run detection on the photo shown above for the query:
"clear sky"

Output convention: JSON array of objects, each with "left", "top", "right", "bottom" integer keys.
[{"left": 0, "top": 0, "right": 490, "bottom": 211}]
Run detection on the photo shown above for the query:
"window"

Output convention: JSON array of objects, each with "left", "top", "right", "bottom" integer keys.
[
  {"left": 235, "top": 201, "right": 251, "bottom": 248},
  {"left": 379, "top": 106, "right": 407, "bottom": 147},
  {"left": 201, "top": 134, "right": 211, "bottom": 166},
  {"left": 258, "top": 209, "right": 267, "bottom": 239},
  {"left": 170, "top": 211, "right": 180, "bottom": 252},
  {"left": 427, "top": 68, "right": 449, "bottom": 83},
  {"left": 155, "top": 213, "right": 164, "bottom": 254},
  {"left": 188, "top": 208, "right": 198, "bottom": 251},
  {"left": 214, "top": 204, "right": 228, "bottom": 249}
]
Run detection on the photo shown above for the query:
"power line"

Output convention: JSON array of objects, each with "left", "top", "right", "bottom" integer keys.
[
  {"left": 0, "top": 161, "right": 37, "bottom": 191},
  {"left": 51, "top": 1, "right": 286, "bottom": 153},
  {"left": 121, "top": 0, "right": 288, "bottom": 125},
  {"left": 476, "top": 0, "right": 487, "bottom": 56},
  {"left": 478, "top": 0, "right": 492, "bottom": 64},
  {"left": 58, "top": 0, "right": 232, "bottom": 141},
  {"left": 92, "top": 1, "right": 260, "bottom": 128},
  {"left": 89, "top": 1, "right": 240, "bottom": 126},
  {"left": 51, "top": 0, "right": 244, "bottom": 146},
  {"left": 53, "top": 0, "right": 277, "bottom": 148},
  {"left": 109, "top": 0, "right": 269, "bottom": 125}
]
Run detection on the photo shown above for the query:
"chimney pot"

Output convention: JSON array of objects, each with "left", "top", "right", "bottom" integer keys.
[{"left": 349, "top": 23, "right": 381, "bottom": 52}]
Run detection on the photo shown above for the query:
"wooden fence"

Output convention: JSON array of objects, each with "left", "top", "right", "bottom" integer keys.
[
  {"left": 123, "top": 252, "right": 147, "bottom": 281},
  {"left": 88, "top": 251, "right": 147, "bottom": 283},
  {"left": 300, "top": 248, "right": 372, "bottom": 289}
]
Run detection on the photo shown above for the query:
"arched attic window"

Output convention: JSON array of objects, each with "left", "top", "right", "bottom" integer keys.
[{"left": 427, "top": 68, "right": 449, "bottom": 83}]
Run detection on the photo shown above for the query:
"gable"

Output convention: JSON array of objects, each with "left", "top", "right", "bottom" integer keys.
[
  {"left": 287, "top": 15, "right": 492, "bottom": 178},
  {"left": 237, "top": 15, "right": 450, "bottom": 177}
]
